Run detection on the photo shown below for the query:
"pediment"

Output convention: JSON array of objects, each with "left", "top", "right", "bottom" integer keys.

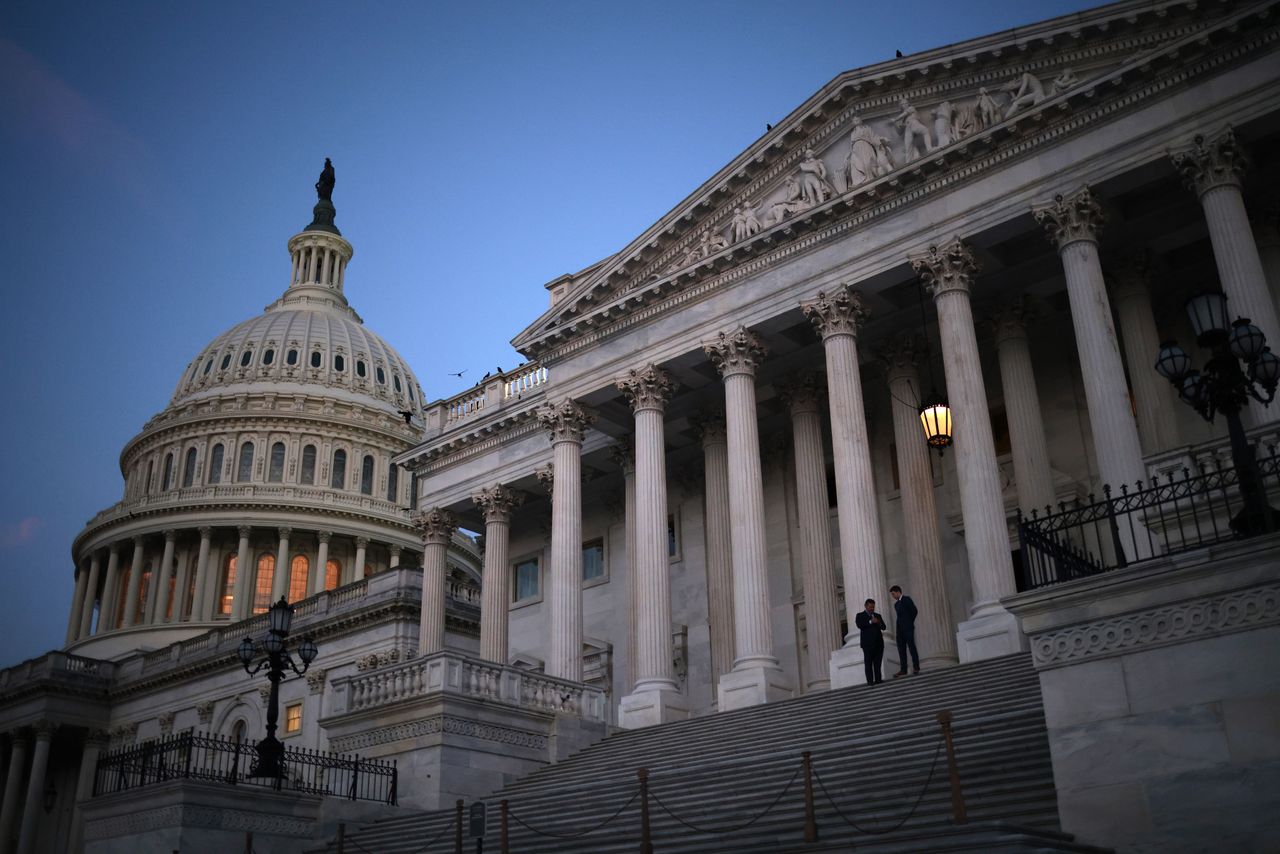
[{"left": 513, "top": 0, "right": 1267, "bottom": 359}]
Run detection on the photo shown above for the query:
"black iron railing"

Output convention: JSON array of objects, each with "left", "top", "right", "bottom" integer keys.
[
  {"left": 1018, "top": 446, "right": 1280, "bottom": 588},
  {"left": 93, "top": 731, "right": 397, "bottom": 805}
]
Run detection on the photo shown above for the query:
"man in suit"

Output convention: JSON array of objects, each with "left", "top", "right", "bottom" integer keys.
[
  {"left": 854, "top": 598, "right": 886, "bottom": 685},
  {"left": 890, "top": 585, "right": 921, "bottom": 676}
]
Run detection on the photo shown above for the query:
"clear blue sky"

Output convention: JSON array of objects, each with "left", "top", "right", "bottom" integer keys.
[{"left": 0, "top": 0, "right": 1097, "bottom": 662}]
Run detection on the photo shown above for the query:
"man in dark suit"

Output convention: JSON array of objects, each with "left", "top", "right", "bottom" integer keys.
[
  {"left": 854, "top": 598, "right": 886, "bottom": 685},
  {"left": 891, "top": 585, "right": 921, "bottom": 676}
]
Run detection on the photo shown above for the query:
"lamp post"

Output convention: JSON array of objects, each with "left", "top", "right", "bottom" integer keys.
[
  {"left": 1154, "top": 292, "right": 1280, "bottom": 535},
  {"left": 237, "top": 596, "right": 318, "bottom": 780}
]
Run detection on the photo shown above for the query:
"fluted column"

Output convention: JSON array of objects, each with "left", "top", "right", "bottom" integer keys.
[
  {"left": 801, "top": 285, "right": 891, "bottom": 686},
  {"left": 618, "top": 366, "right": 689, "bottom": 727},
  {"left": 148, "top": 530, "right": 177, "bottom": 624},
  {"left": 121, "top": 536, "right": 146, "bottom": 627},
  {"left": 783, "top": 376, "right": 842, "bottom": 692},
  {"left": 66, "top": 565, "right": 88, "bottom": 645},
  {"left": 415, "top": 509, "right": 457, "bottom": 655},
  {"left": 68, "top": 730, "right": 108, "bottom": 854},
  {"left": 353, "top": 537, "right": 369, "bottom": 582},
  {"left": 77, "top": 553, "right": 102, "bottom": 639},
  {"left": 231, "top": 525, "right": 252, "bottom": 619},
  {"left": 1109, "top": 252, "right": 1181, "bottom": 453},
  {"left": 99, "top": 544, "right": 121, "bottom": 631},
  {"left": 704, "top": 327, "right": 792, "bottom": 709},
  {"left": 0, "top": 732, "right": 28, "bottom": 853},
  {"left": 1173, "top": 128, "right": 1279, "bottom": 425},
  {"left": 472, "top": 485, "right": 522, "bottom": 664},
  {"left": 171, "top": 545, "right": 191, "bottom": 623},
  {"left": 537, "top": 399, "right": 594, "bottom": 682},
  {"left": 312, "top": 531, "right": 332, "bottom": 595},
  {"left": 191, "top": 527, "right": 213, "bottom": 620},
  {"left": 912, "top": 238, "right": 1025, "bottom": 661},
  {"left": 1034, "top": 188, "right": 1148, "bottom": 493},
  {"left": 879, "top": 336, "right": 957, "bottom": 668},
  {"left": 990, "top": 301, "right": 1056, "bottom": 514},
  {"left": 694, "top": 415, "right": 735, "bottom": 685},
  {"left": 272, "top": 527, "right": 292, "bottom": 601},
  {"left": 15, "top": 724, "right": 52, "bottom": 854},
  {"left": 1253, "top": 205, "right": 1280, "bottom": 314},
  {"left": 609, "top": 440, "right": 639, "bottom": 687}
]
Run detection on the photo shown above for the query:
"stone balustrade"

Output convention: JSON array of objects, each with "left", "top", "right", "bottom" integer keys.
[
  {"left": 0, "top": 651, "right": 115, "bottom": 691},
  {"left": 1146, "top": 423, "right": 1280, "bottom": 483},
  {"left": 427, "top": 363, "right": 550, "bottom": 433},
  {"left": 330, "top": 650, "right": 607, "bottom": 722}
]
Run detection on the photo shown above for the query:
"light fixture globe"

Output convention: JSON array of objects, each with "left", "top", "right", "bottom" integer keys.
[
  {"left": 1154, "top": 341, "right": 1192, "bottom": 382},
  {"left": 298, "top": 637, "right": 319, "bottom": 665},
  {"left": 262, "top": 632, "right": 286, "bottom": 655},
  {"left": 1229, "top": 318, "right": 1266, "bottom": 361},
  {"left": 1179, "top": 370, "right": 1206, "bottom": 407},
  {"left": 919, "top": 394, "right": 953, "bottom": 455},
  {"left": 268, "top": 597, "right": 294, "bottom": 636},
  {"left": 237, "top": 637, "right": 256, "bottom": 665},
  {"left": 1186, "top": 293, "right": 1231, "bottom": 346},
  {"left": 1250, "top": 348, "right": 1280, "bottom": 392}
]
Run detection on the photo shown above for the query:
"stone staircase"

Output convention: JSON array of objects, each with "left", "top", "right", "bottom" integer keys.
[{"left": 312, "top": 654, "right": 1111, "bottom": 853}]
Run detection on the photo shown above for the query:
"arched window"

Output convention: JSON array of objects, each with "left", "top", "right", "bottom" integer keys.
[
  {"left": 376, "top": 366, "right": 386, "bottom": 385},
  {"left": 220, "top": 354, "right": 232, "bottom": 371},
  {"left": 268, "top": 442, "right": 286, "bottom": 482},
  {"left": 146, "top": 460, "right": 154, "bottom": 493},
  {"left": 360, "top": 455, "right": 374, "bottom": 495},
  {"left": 393, "top": 375, "right": 402, "bottom": 393},
  {"left": 356, "top": 360, "right": 367, "bottom": 378},
  {"left": 263, "top": 348, "right": 275, "bottom": 365},
  {"left": 208, "top": 443, "right": 224, "bottom": 484},
  {"left": 115, "top": 566, "right": 131, "bottom": 628},
  {"left": 232, "top": 719, "right": 246, "bottom": 745},
  {"left": 334, "top": 354, "right": 345, "bottom": 372},
  {"left": 310, "top": 351, "right": 322, "bottom": 368},
  {"left": 300, "top": 445, "right": 316, "bottom": 485},
  {"left": 182, "top": 447, "right": 197, "bottom": 487},
  {"left": 408, "top": 384, "right": 415, "bottom": 402},
  {"left": 386, "top": 463, "right": 399, "bottom": 503},
  {"left": 286, "top": 349, "right": 299, "bottom": 366},
  {"left": 325, "top": 559, "right": 341, "bottom": 591},
  {"left": 203, "top": 358, "right": 213, "bottom": 375},
  {"left": 219, "top": 554, "right": 237, "bottom": 616},
  {"left": 162, "top": 453, "right": 174, "bottom": 491},
  {"left": 240, "top": 350, "right": 253, "bottom": 367},
  {"left": 331, "top": 450, "right": 347, "bottom": 489},
  {"left": 253, "top": 553, "right": 275, "bottom": 614},
  {"left": 237, "top": 442, "right": 254, "bottom": 482},
  {"left": 289, "top": 555, "right": 309, "bottom": 603}
]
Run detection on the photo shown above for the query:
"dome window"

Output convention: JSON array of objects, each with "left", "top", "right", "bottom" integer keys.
[
  {"left": 203, "top": 359, "right": 213, "bottom": 376},
  {"left": 182, "top": 447, "right": 197, "bottom": 488},
  {"left": 268, "top": 442, "right": 286, "bottom": 482},
  {"left": 360, "top": 455, "right": 375, "bottom": 495},
  {"left": 376, "top": 367, "right": 386, "bottom": 385},
  {"left": 237, "top": 442, "right": 255, "bottom": 482},
  {"left": 310, "top": 351, "right": 322, "bottom": 369},
  {"left": 334, "top": 355, "right": 346, "bottom": 372},
  {"left": 208, "top": 443, "right": 224, "bottom": 484},
  {"left": 408, "top": 384, "right": 415, "bottom": 402},
  {"left": 300, "top": 444, "right": 317, "bottom": 484},
  {"left": 263, "top": 349, "right": 275, "bottom": 366},
  {"left": 387, "top": 463, "right": 399, "bottom": 503},
  {"left": 331, "top": 449, "right": 347, "bottom": 489},
  {"left": 286, "top": 349, "right": 299, "bottom": 366},
  {"left": 162, "top": 453, "right": 174, "bottom": 491},
  {"left": 356, "top": 360, "right": 367, "bottom": 378},
  {"left": 240, "top": 350, "right": 253, "bottom": 367},
  {"left": 393, "top": 375, "right": 402, "bottom": 393},
  {"left": 220, "top": 354, "right": 232, "bottom": 371}
]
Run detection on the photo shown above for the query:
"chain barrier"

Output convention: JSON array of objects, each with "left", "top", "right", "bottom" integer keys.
[
  {"left": 336, "top": 817, "right": 453, "bottom": 854},
  {"left": 506, "top": 787, "right": 640, "bottom": 839},
  {"left": 811, "top": 734, "right": 944, "bottom": 835},
  {"left": 647, "top": 762, "right": 804, "bottom": 835}
]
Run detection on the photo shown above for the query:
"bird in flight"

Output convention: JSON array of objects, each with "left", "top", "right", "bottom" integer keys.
[
  {"left": 397, "top": 410, "right": 415, "bottom": 426},
  {"left": 448, "top": 370, "right": 466, "bottom": 378}
]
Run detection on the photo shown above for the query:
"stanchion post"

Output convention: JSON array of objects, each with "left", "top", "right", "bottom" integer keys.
[
  {"left": 336, "top": 822, "right": 346, "bottom": 854},
  {"left": 244, "top": 831, "right": 253, "bottom": 853},
  {"left": 456, "top": 799, "right": 465, "bottom": 854},
  {"left": 638, "top": 768, "right": 653, "bottom": 854},
  {"left": 500, "top": 800, "right": 510, "bottom": 854},
  {"left": 802, "top": 751, "right": 818, "bottom": 842},
  {"left": 936, "top": 710, "right": 967, "bottom": 824}
]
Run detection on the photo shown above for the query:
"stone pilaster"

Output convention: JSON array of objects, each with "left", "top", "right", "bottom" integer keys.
[
  {"left": 704, "top": 327, "right": 792, "bottom": 708},
  {"left": 67, "top": 563, "right": 88, "bottom": 645},
  {"left": 122, "top": 536, "right": 146, "bottom": 627},
  {"left": 171, "top": 545, "right": 191, "bottom": 623},
  {"left": 313, "top": 531, "right": 332, "bottom": 596},
  {"left": 353, "top": 536, "right": 369, "bottom": 582},
  {"left": 608, "top": 439, "right": 639, "bottom": 688},
  {"left": 537, "top": 399, "right": 594, "bottom": 682},
  {"left": 191, "top": 527, "right": 212, "bottom": 620},
  {"left": 617, "top": 366, "right": 688, "bottom": 727},
  {"left": 149, "top": 530, "right": 177, "bottom": 624},
  {"left": 271, "top": 527, "right": 293, "bottom": 602},
  {"left": 878, "top": 335, "right": 958, "bottom": 668},
  {"left": 990, "top": 300, "right": 1056, "bottom": 515},
  {"left": 77, "top": 552, "right": 101, "bottom": 639},
  {"left": 472, "top": 485, "right": 522, "bottom": 664},
  {"left": 414, "top": 508, "right": 457, "bottom": 656},
  {"left": 99, "top": 544, "right": 121, "bottom": 631},
  {"left": 912, "top": 238, "right": 1025, "bottom": 661},
  {"left": 16, "top": 722, "right": 54, "bottom": 854},
  {"left": 232, "top": 525, "right": 252, "bottom": 619},
  {"left": 801, "top": 285, "right": 892, "bottom": 686},
  {"left": 1109, "top": 250, "right": 1180, "bottom": 453},
  {"left": 693, "top": 413, "right": 735, "bottom": 686}
]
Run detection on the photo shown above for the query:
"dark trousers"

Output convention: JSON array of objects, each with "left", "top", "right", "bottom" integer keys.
[
  {"left": 897, "top": 629, "right": 920, "bottom": 672},
  {"left": 862, "top": 644, "right": 884, "bottom": 685}
]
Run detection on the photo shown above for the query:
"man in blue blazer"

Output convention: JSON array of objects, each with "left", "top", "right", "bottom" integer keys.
[
  {"left": 891, "top": 585, "right": 921, "bottom": 676},
  {"left": 853, "top": 598, "right": 886, "bottom": 685}
]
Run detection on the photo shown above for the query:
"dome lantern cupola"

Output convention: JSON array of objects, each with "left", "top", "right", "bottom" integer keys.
[{"left": 284, "top": 158, "right": 354, "bottom": 310}]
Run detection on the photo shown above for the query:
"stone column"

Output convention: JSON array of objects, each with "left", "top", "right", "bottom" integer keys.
[
  {"left": 148, "top": 530, "right": 177, "bottom": 624},
  {"left": 472, "top": 486, "right": 521, "bottom": 664},
  {"left": 15, "top": 724, "right": 52, "bottom": 854},
  {"left": 99, "top": 544, "right": 121, "bottom": 631},
  {"left": 353, "top": 537, "right": 369, "bottom": 582},
  {"left": 912, "top": 238, "right": 1025, "bottom": 661},
  {"left": 171, "top": 545, "right": 191, "bottom": 623},
  {"left": 1173, "top": 128, "right": 1280, "bottom": 425},
  {"left": 537, "top": 399, "right": 594, "bottom": 682},
  {"left": 879, "top": 336, "right": 958, "bottom": 668},
  {"left": 704, "top": 327, "right": 792, "bottom": 709},
  {"left": 1109, "top": 252, "right": 1181, "bottom": 454},
  {"left": 800, "top": 285, "right": 892, "bottom": 687},
  {"left": 191, "top": 527, "right": 213, "bottom": 620},
  {"left": 609, "top": 440, "right": 639, "bottom": 688},
  {"left": 121, "top": 536, "right": 146, "bottom": 627},
  {"left": 389, "top": 546, "right": 402, "bottom": 569},
  {"left": 77, "top": 553, "right": 102, "bottom": 639},
  {"left": 231, "top": 525, "right": 252, "bottom": 619},
  {"left": 694, "top": 415, "right": 735, "bottom": 685},
  {"left": 0, "top": 732, "right": 28, "bottom": 853},
  {"left": 1034, "top": 188, "right": 1148, "bottom": 495},
  {"left": 66, "top": 565, "right": 88, "bottom": 645},
  {"left": 312, "top": 531, "right": 331, "bottom": 595},
  {"left": 272, "top": 527, "right": 292, "bottom": 602},
  {"left": 68, "top": 730, "right": 108, "bottom": 854},
  {"left": 1253, "top": 204, "right": 1280, "bottom": 313},
  {"left": 617, "top": 365, "right": 689, "bottom": 727},
  {"left": 415, "top": 509, "right": 457, "bottom": 656},
  {"left": 990, "top": 300, "right": 1056, "bottom": 514}
]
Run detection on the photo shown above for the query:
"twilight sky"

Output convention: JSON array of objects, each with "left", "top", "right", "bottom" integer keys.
[{"left": 0, "top": 0, "right": 1098, "bottom": 663}]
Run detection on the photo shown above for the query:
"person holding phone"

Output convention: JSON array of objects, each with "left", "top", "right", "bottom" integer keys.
[{"left": 854, "top": 598, "right": 886, "bottom": 685}]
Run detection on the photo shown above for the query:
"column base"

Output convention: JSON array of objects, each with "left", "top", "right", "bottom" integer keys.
[
  {"left": 717, "top": 661, "right": 793, "bottom": 711},
  {"left": 830, "top": 641, "right": 901, "bottom": 689},
  {"left": 956, "top": 602, "right": 1028, "bottom": 663},
  {"left": 618, "top": 684, "right": 690, "bottom": 729}
]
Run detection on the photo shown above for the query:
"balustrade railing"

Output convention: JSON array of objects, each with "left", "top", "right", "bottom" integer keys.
[
  {"left": 86, "top": 484, "right": 409, "bottom": 529},
  {"left": 434, "top": 362, "right": 549, "bottom": 430}
]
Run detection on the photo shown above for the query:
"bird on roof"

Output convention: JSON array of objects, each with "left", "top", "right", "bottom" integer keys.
[
  {"left": 766, "top": 123, "right": 773, "bottom": 131},
  {"left": 896, "top": 49, "right": 904, "bottom": 58}
]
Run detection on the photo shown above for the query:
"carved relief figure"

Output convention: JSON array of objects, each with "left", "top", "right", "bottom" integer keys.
[
  {"left": 737, "top": 200, "right": 763, "bottom": 241},
  {"left": 1003, "top": 72, "right": 1046, "bottom": 118},
  {"left": 933, "top": 101, "right": 955, "bottom": 148},
  {"left": 844, "top": 115, "right": 893, "bottom": 188},
  {"left": 894, "top": 98, "right": 932, "bottom": 161},
  {"left": 766, "top": 175, "right": 807, "bottom": 225},
  {"left": 975, "top": 87, "right": 1001, "bottom": 129},
  {"left": 1050, "top": 68, "right": 1079, "bottom": 95},
  {"left": 874, "top": 136, "right": 896, "bottom": 175},
  {"left": 797, "top": 148, "right": 835, "bottom": 206}
]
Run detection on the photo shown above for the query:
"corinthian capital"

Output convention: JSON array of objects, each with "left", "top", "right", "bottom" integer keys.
[
  {"left": 876, "top": 333, "right": 924, "bottom": 382},
  {"left": 471, "top": 484, "right": 522, "bottom": 524},
  {"left": 1033, "top": 186, "right": 1105, "bottom": 250},
  {"left": 911, "top": 237, "right": 980, "bottom": 299},
  {"left": 616, "top": 364, "right": 676, "bottom": 413},
  {"left": 801, "top": 284, "right": 870, "bottom": 341},
  {"left": 704, "top": 326, "right": 768, "bottom": 379},
  {"left": 534, "top": 464, "right": 555, "bottom": 493},
  {"left": 1107, "top": 248, "right": 1154, "bottom": 302},
  {"left": 988, "top": 297, "right": 1039, "bottom": 346},
  {"left": 412, "top": 507, "right": 457, "bottom": 545},
  {"left": 1171, "top": 127, "right": 1248, "bottom": 197},
  {"left": 608, "top": 438, "right": 635, "bottom": 475},
  {"left": 779, "top": 373, "right": 826, "bottom": 415},
  {"left": 536, "top": 399, "right": 594, "bottom": 445}
]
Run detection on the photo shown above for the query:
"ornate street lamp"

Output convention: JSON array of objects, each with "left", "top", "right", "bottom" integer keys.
[
  {"left": 237, "top": 596, "right": 318, "bottom": 779},
  {"left": 1154, "top": 292, "right": 1280, "bottom": 535}
]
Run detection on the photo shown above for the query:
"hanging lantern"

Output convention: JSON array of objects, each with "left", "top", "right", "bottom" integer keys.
[{"left": 919, "top": 393, "right": 953, "bottom": 455}]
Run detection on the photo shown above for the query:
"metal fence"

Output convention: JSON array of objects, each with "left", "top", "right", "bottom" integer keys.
[
  {"left": 94, "top": 731, "right": 397, "bottom": 805},
  {"left": 1017, "top": 446, "right": 1280, "bottom": 588}
]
